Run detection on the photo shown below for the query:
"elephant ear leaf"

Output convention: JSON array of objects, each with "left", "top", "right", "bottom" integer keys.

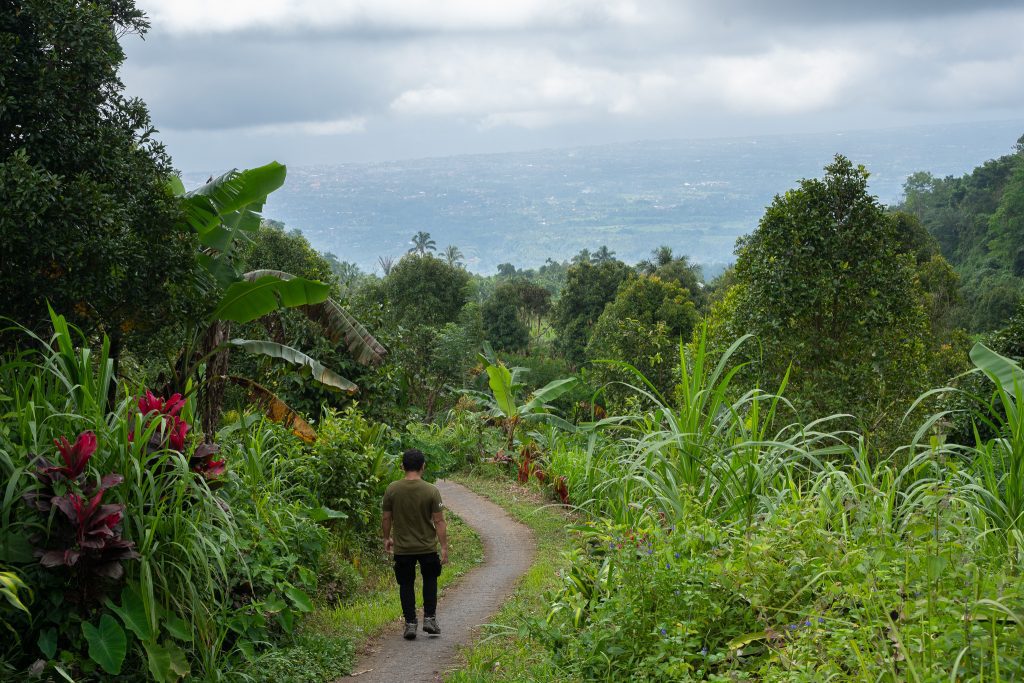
[{"left": 82, "top": 614, "right": 127, "bottom": 675}]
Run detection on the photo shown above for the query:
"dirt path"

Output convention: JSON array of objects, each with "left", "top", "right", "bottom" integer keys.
[{"left": 345, "top": 480, "right": 536, "bottom": 682}]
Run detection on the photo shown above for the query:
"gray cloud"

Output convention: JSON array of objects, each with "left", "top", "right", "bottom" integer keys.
[{"left": 121, "top": 1, "right": 1024, "bottom": 170}]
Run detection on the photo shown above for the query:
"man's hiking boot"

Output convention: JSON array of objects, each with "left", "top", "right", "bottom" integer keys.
[
  {"left": 403, "top": 622, "right": 417, "bottom": 640},
  {"left": 423, "top": 616, "right": 441, "bottom": 635}
]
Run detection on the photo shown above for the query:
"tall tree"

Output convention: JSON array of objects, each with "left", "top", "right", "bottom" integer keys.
[
  {"left": 380, "top": 254, "right": 470, "bottom": 329},
  {"left": 586, "top": 274, "right": 699, "bottom": 408},
  {"left": 0, "top": 0, "right": 200, "bottom": 358},
  {"left": 732, "top": 155, "right": 930, "bottom": 436},
  {"left": 482, "top": 283, "right": 529, "bottom": 353},
  {"left": 408, "top": 231, "right": 437, "bottom": 255},
  {"left": 444, "top": 245, "right": 464, "bottom": 268},
  {"left": 552, "top": 258, "right": 632, "bottom": 365},
  {"left": 637, "top": 246, "right": 706, "bottom": 310}
]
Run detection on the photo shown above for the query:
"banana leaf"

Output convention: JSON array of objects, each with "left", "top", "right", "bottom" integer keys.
[
  {"left": 212, "top": 275, "right": 330, "bottom": 324},
  {"left": 230, "top": 339, "right": 357, "bottom": 392},
  {"left": 227, "top": 377, "right": 317, "bottom": 443},
  {"left": 246, "top": 269, "right": 386, "bottom": 365}
]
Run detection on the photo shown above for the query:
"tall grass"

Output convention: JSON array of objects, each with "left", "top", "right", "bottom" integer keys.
[
  {"left": 1, "top": 312, "right": 333, "bottom": 679},
  {"left": 534, "top": 334, "right": 1024, "bottom": 680}
]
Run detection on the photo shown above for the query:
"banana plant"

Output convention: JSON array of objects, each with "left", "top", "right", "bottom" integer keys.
[
  {"left": 472, "top": 342, "right": 577, "bottom": 448},
  {"left": 168, "top": 163, "right": 386, "bottom": 437}
]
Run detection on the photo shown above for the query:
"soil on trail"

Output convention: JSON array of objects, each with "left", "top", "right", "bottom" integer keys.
[{"left": 345, "top": 480, "right": 536, "bottom": 682}]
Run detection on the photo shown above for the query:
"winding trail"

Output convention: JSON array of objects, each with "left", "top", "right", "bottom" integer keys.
[{"left": 346, "top": 480, "right": 536, "bottom": 682}]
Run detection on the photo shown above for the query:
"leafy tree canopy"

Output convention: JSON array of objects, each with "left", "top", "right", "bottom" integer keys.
[
  {"left": 897, "top": 138, "right": 1024, "bottom": 331},
  {"left": 482, "top": 283, "right": 529, "bottom": 353},
  {"left": 380, "top": 254, "right": 470, "bottom": 329},
  {"left": 586, "top": 274, "right": 699, "bottom": 407},
  {"left": 732, "top": 155, "right": 930, "bottom": 434},
  {"left": 637, "top": 246, "right": 706, "bottom": 310},
  {"left": 0, "top": 0, "right": 200, "bottom": 354},
  {"left": 552, "top": 257, "right": 632, "bottom": 365}
]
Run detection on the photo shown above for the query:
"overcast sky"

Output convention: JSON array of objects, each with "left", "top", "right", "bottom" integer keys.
[{"left": 121, "top": 1, "right": 1024, "bottom": 173}]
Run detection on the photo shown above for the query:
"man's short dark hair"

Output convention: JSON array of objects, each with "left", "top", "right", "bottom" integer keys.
[{"left": 402, "top": 449, "right": 426, "bottom": 472}]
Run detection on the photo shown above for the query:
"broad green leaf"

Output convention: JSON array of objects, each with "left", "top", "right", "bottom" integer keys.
[
  {"left": 264, "top": 593, "right": 287, "bottom": 613},
  {"left": 166, "top": 175, "right": 186, "bottom": 196},
  {"left": 523, "top": 377, "right": 577, "bottom": 413},
  {"left": 146, "top": 641, "right": 190, "bottom": 683},
  {"left": 212, "top": 275, "right": 330, "bottom": 324},
  {"left": 276, "top": 608, "right": 295, "bottom": 633},
  {"left": 190, "top": 162, "right": 286, "bottom": 215},
  {"left": 106, "top": 585, "right": 155, "bottom": 642},
  {"left": 162, "top": 613, "right": 193, "bottom": 642},
  {"left": 196, "top": 252, "right": 239, "bottom": 289},
  {"left": 247, "top": 269, "right": 387, "bottom": 365},
  {"left": 230, "top": 339, "right": 356, "bottom": 392},
  {"left": 306, "top": 506, "right": 348, "bottom": 522},
  {"left": 38, "top": 628, "right": 57, "bottom": 659},
  {"left": 485, "top": 363, "right": 517, "bottom": 418},
  {"left": 971, "top": 342, "right": 1024, "bottom": 397},
  {"left": 82, "top": 614, "right": 127, "bottom": 675},
  {"left": 284, "top": 586, "right": 313, "bottom": 612}
]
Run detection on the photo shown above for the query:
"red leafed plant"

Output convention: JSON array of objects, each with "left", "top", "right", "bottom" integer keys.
[
  {"left": 132, "top": 389, "right": 226, "bottom": 484},
  {"left": 133, "top": 389, "right": 190, "bottom": 451},
  {"left": 25, "top": 432, "right": 139, "bottom": 605},
  {"left": 190, "top": 442, "right": 227, "bottom": 483},
  {"left": 554, "top": 476, "right": 570, "bottom": 505},
  {"left": 43, "top": 431, "right": 98, "bottom": 480},
  {"left": 40, "top": 481, "right": 139, "bottom": 580}
]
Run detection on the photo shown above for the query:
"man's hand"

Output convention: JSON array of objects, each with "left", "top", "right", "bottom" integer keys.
[
  {"left": 384, "top": 538, "right": 394, "bottom": 554},
  {"left": 440, "top": 547, "right": 448, "bottom": 565}
]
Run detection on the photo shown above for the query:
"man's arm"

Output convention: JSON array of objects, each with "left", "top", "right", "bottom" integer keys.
[
  {"left": 432, "top": 511, "right": 448, "bottom": 565},
  {"left": 382, "top": 511, "right": 394, "bottom": 554}
]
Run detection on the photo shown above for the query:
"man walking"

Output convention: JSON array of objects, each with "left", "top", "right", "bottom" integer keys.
[{"left": 382, "top": 449, "right": 448, "bottom": 640}]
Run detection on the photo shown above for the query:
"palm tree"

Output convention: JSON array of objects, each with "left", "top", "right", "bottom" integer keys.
[
  {"left": 378, "top": 255, "right": 395, "bottom": 275},
  {"left": 638, "top": 245, "right": 675, "bottom": 274},
  {"left": 444, "top": 245, "right": 464, "bottom": 268},
  {"left": 592, "top": 245, "right": 616, "bottom": 263},
  {"left": 408, "top": 231, "right": 437, "bottom": 255}
]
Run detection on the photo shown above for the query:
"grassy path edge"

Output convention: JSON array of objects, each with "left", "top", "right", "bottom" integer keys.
[{"left": 444, "top": 471, "right": 575, "bottom": 682}]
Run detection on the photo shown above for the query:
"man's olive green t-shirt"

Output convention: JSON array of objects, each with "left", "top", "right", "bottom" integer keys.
[{"left": 382, "top": 479, "right": 444, "bottom": 555}]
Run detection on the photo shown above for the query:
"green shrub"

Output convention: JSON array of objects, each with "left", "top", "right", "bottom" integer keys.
[
  {"left": 312, "top": 405, "right": 398, "bottom": 532},
  {"left": 245, "top": 634, "right": 355, "bottom": 682},
  {"left": 316, "top": 537, "right": 364, "bottom": 606},
  {"left": 539, "top": 499, "right": 1024, "bottom": 681}
]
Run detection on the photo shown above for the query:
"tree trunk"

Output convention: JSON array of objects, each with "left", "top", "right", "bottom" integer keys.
[{"left": 198, "top": 320, "right": 232, "bottom": 440}]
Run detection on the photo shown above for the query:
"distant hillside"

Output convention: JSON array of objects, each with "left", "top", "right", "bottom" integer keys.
[
  {"left": 897, "top": 138, "right": 1024, "bottom": 331},
  {"left": 185, "top": 121, "right": 1024, "bottom": 275}
]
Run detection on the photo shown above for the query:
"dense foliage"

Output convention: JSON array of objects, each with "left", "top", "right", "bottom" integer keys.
[
  {"left": 3, "top": 5, "right": 1022, "bottom": 679},
  {"left": 728, "top": 156, "right": 933, "bottom": 438},
  {"left": 0, "top": 0, "right": 200, "bottom": 357},
  {"left": 552, "top": 258, "right": 632, "bottom": 366},
  {"left": 899, "top": 138, "right": 1024, "bottom": 331}
]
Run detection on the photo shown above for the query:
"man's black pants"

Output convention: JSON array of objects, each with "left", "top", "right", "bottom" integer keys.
[{"left": 393, "top": 552, "right": 442, "bottom": 623}]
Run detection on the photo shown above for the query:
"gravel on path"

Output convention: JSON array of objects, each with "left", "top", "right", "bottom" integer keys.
[{"left": 343, "top": 479, "right": 536, "bottom": 682}]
